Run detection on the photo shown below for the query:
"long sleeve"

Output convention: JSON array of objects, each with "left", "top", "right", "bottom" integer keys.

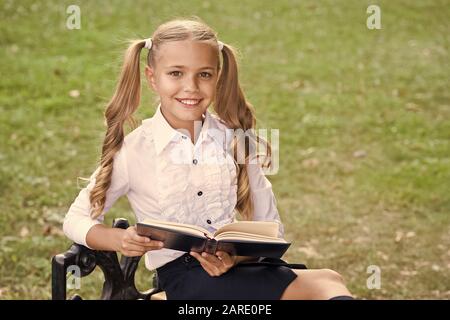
[
  {"left": 247, "top": 162, "right": 285, "bottom": 238},
  {"left": 63, "top": 145, "right": 130, "bottom": 248}
]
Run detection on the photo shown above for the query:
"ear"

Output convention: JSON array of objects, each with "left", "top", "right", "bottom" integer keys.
[{"left": 144, "top": 65, "right": 158, "bottom": 92}]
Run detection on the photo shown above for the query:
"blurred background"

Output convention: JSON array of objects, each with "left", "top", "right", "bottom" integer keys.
[{"left": 0, "top": 0, "right": 448, "bottom": 299}]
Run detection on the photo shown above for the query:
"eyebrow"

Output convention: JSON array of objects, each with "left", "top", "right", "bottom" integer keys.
[{"left": 165, "top": 65, "right": 216, "bottom": 71}]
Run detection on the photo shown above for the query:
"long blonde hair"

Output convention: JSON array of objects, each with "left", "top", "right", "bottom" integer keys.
[{"left": 89, "top": 17, "right": 272, "bottom": 220}]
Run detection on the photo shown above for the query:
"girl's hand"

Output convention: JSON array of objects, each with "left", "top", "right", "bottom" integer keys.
[
  {"left": 117, "top": 226, "right": 164, "bottom": 257},
  {"left": 190, "top": 251, "right": 237, "bottom": 277}
]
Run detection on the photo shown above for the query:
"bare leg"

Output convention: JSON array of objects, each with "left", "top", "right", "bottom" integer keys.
[{"left": 280, "top": 269, "right": 352, "bottom": 300}]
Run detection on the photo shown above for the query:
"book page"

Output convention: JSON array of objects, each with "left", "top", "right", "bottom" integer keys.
[
  {"left": 139, "top": 219, "right": 212, "bottom": 238},
  {"left": 215, "top": 231, "right": 287, "bottom": 243},
  {"left": 214, "top": 221, "right": 280, "bottom": 238}
]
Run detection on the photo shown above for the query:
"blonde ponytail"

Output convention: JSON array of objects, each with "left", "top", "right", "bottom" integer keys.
[
  {"left": 89, "top": 40, "right": 145, "bottom": 218},
  {"left": 215, "top": 44, "right": 272, "bottom": 221}
]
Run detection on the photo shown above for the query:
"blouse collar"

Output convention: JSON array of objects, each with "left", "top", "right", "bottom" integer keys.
[{"left": 149, "top": 104, "right": 222, "bottom": 155}]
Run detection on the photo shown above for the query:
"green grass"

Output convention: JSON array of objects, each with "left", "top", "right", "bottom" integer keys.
[{"left": 0, "top": 0, "right": 449, "bottom": 299}]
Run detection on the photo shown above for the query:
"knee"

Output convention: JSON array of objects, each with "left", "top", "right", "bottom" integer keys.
[{"left": 318, "top": 269, "right": 344, "bottom": 284}]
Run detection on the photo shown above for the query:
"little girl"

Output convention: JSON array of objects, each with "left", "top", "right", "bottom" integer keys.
[{"left": 63, "top": 18, "right": 353, "bottom": 300}]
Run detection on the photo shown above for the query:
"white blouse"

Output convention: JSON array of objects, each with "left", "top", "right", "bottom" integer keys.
[{"left": 63, "top": 105, "right": 284, "bottom": 270}]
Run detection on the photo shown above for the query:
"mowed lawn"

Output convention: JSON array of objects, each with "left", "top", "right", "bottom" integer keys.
[{"left": 0, "top": 0, "right": 448, "bottom": 299}]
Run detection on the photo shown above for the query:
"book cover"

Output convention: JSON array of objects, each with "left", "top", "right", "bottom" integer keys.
[{"left": 136, "top": 219, "right": 291, "bottom": 258}]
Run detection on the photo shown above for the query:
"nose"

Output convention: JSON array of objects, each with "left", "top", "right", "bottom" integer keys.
[{"left": 183, "top": 75, "right": 199, "bottom": 93}]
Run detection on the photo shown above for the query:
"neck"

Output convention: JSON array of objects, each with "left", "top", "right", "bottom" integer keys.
[
  {"left": 160, "top": 108, "right": 205, "bottom": 144},
  {"left": 183, "top": 119, "right": 203, "bottom": 144}
]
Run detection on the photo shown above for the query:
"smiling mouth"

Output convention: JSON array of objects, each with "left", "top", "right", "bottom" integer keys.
[{"left": 175, "top": 98, "right": 203, "bottom": 107}]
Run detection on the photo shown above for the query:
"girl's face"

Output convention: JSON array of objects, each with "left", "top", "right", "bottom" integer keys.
[{"left": 145, "top": 40, "right": 219, "bottom": 131}]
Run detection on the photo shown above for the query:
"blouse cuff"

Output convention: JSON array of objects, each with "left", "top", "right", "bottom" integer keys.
[{"left": 63, "top": 216, "right": 102, "bottom": 249}]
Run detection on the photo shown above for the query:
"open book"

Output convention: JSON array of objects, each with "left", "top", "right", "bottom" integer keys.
[{"left": 136, "top": 219, "right": 291, "bottom": 258}]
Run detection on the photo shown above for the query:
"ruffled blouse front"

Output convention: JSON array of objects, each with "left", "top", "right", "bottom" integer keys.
[
  {"left": 63, "top": 105, "right": 284, "bottom": 270},
  {"left": 141, "top": 110, "right": 238, "bottom": 230}
]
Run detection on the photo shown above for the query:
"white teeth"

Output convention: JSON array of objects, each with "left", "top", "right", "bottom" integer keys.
[{"left": 178, "top": 99, "right": 200, "bottom": 105}]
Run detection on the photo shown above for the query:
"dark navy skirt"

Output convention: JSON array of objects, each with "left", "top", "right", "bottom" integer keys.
[{"left": 156, "top": 253, "right": 307, "bottom": 300}]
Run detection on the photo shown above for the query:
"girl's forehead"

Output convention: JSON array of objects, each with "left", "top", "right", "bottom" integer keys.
[{"left": 156, "top": 40, "right": 218, "bottom": 69}]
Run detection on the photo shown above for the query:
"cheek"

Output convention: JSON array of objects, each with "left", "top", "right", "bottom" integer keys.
[
  {"left": 201, "top": 80, "right": 217, "bottom": 97},
  {"left": 157, "top": 78, "right": 179, "bottom": 96}
]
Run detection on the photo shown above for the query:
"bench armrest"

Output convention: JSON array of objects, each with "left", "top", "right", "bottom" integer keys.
[{"left": 51, "top": 218, "right": 161, "bottom": 300}]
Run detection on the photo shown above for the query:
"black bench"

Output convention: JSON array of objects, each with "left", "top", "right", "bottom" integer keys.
[{"left": 51, "top": 218, "right": 166, "bottom": 300}]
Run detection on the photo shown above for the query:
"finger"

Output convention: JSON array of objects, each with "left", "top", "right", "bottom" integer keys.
[
  {"left": 129, "top": 239, "right": 164, "bottom": 248},
  {"left": 201, "top": 252, "right": 223, "bottom": 268},
  {"left": 190, "top": 252, "right": 220, "bottom": 276},
  {"left": 131, "top": 232, "right": 153, "bottom": 244},
  {"left": 127, "top": 226, "right": 152, "bottom": 243},
  {"left": 216, "top": 251, "right": 234, "bottom": 267},
  {"left": 134, "top": 242, "right": 164, "bottom": 252},
  {"left": 199, "top": 252, "right": 218, "bottom": 264},
  {"left": 190, "top": 251, "right": 220, "bottom": 269},
  {"left": 214, "top": 252, "right": 234, "bottom": 273},
  {"left": 122, "top": 250, "right": 146, "bottom": 257},
  {"left": 203, "top": 262, "right": 221, "bottom": 277},
  {"left": 190, "top": 251, "right": 208, "bottom": 264},
  {"left": 122, "top": 243, "right": 147, "bottom": 253},
  {"left": 200, "top": 262, "right": 217, "bottom": 276},
  {"left": 200, "top": 253, "right": 226, "bottom": 275}
]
